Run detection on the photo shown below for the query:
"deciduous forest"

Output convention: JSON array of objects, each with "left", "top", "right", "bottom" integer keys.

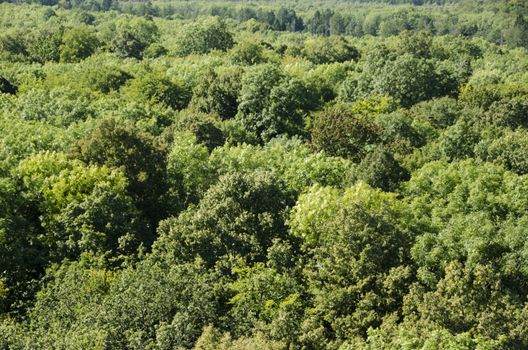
[{"left": 1, "top": 0, "right": 528, "bottom": 348}]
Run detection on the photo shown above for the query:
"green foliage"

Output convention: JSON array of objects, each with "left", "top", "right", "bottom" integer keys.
[
  {"left": 101, "top": 259, "right": 219, "bottom": 349},
  {"left": 142, "top": 42, "right": 168, "bottom": 59},
  {"left": 408, "top": 97, "right": 461, "bottom": 130},
  {"left": 190, "top": 67, "right": 242, "bottom": 120},
  {"left": 301, "top": 36, "right": 360, "bottom": 64},
  {"left": 14, "top": 86, "right": 94, "bottom": 126},
  {"left": 60, "top": 26, "right": 100, "bottom": 63},
  {"left": 175, "top": 17, "right": 234, "bottom": 56},
  {"left": 76, "top": 60, "right": 132, "bottom": 93},
  {"left": 122, "top": 73, "right": 189, "bottom": 110},
  {"left": 310, "top": 103, "right": 381, "bottom": 161},
  {"left": 394, "top": 30, "right": 433, "bottom": 59},
  {"left": 24, "top": 262, "right": 115, "bottom": 349},
  {"left": 290, "top": 183, "right": 414, "bottom": 347},
  {"left": 194, "top": 326, "right": 286, "bottom": 350},
  {"left": 0, "top": 30, "right": 27, "bottom": 62},
  {"left": 73, "top": 118, "right": 174, "bottom": 228},
  {"left": 210, "top": 137, "right": 355, "bottom": 194},
  {"left": 15, "top": 151, "right": 143, "bottom": 261},
  {"left": 371, "top": 54, "right": 438, "bottom": 107},
  {"left": 166, "top": 131, "right": 215, "bottom": 205},
  {"left": 357, "top": 145, "right": 409, "bottom": 192},
  {"left": 2, "top": 1, "right": 528, "bottom": 348},
  {"left": 0, "top": 172, "right": 43, "bottom": 313},
  {"left": 229, "top": 263, "right": 304, "bottom": 337},
  {"left": 171, "top": 111, "right": 225, "bottom": 151},
  {"left": 229, "top": 40, "right": 267, "bottom": 65},
  {"left": 505, "top": 14, "right": 528, "bottom": 49},
  {"left": 25, "top": 26, "right": 64, "bottom": 63},
  {"left": 375, "top": 111, "right": 426, "bottom": 157},
  {"left": 476, "top": 128, "right": 528, "bottom": 175},
  {"left": 110, "top": 18, "right": 159, "bottom": 59},
  {"left": 425, "top": 117, "right": 481, "bottom": 162},
  {"left": 0, "top": 113, "right": 73, "bottom": 167},
  {"left": 20, "top": 258, "right": 219, "bottom": 349},
  {"left": 481, "top": 96, "right": 528, "bottom": 129},
  {"left": 155, "top": 171, "right": 293, "bottom": 267},
  {"left": 236, "top": 64, "right": 318, "bottom": 142},
  {"left": 405, "top": 159, "right": 528, "bottom": 327}
]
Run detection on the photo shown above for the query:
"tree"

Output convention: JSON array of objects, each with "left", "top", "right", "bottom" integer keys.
[
  {"left": 476, "top": 128, "right": 528, "bottom": 175},
  {"left": 379, "top": 10, "right": 412, "bottom": 36},
  {"left": 100, "top": 259, "right": 219, "bottom": 349},
  {"left": 77, "top": 62, "right": 132, "bottom": 93},
  {"left": 424, "top": 117, "right": 480, "bottom": 162},
  {"left": 110, "top": 18, "right": 159, "bottom": 59},
  {"left": 194, "top": 326, "right": 285, "bottom": 350},
  {"left": 0, "top": 173, "right": 43, "bottom": 313},
  {"left": 229, "top": 40, "right": 266, "bottom": 65},
  {"left": 209, "top": 137, "right": 355, "bottom": 195},
  {"left": 4, "top": 1, "right": 528, "bottom": 346},
  {"left": 20, "top": 259, "right": 220, "bottom": 349},
  {"left": 166, "top": 131, "right": 215, "bottom": 205},
  {"left": 329, "top": 13, "right": 346, "bottom": 35},
  {"left": 142, "top": 42, "right": 168, "bottom": 58},
  {"left": 408, "top": 97, "right": 460, "bottom": 130},
  {"left": 190, "top": 67, "right": 243, "bottom": 120},
  {"left": 73, "top": 119, "right": 174, "bottom": 231},
  {"left": 0, "top": 111, "right": 73, "bottom": 168},
  {"left": 395, "top": 30, "right": 433, "bottom": 59},
  {"left": 155, "top": 171, "right": 293, "bottom": 267},
  {"left": 14, "top": 86, "right": 94, "bottom": 127},
  {"left": 0, "top": 30, "right": 27, "bottom": 61},
  {"left": 77, "top": 11, "right": 95, "bottom": 25},
  {"left": 481, "top": 97, "right": 528, "bottom": 129},
  {"left": 401, "top": 159, "right": 528, "bottom": 346},
  {"left": 236, "top": 65, "right": 316, "bottom": 142},
  {"left": 273, "top": 7, "right": 303, "bottom": 31},
  {"left": 235, "top": 64, "right": 283, "bottom": 140},
  {"left": 175, "top": 17, "right": 234, "bottom": 56},
  {"left": 356, "top": 145, "right": 409, "bottom": 192},
  {"left": 407, "top": 160, "right": 528, "bottom": 285},
  {"left": 372, "top": 54, "right": 437, "bottom": 107},
  {"left": 259, "top": 77, "right": 316, "bottom": 140},
  {"left": 122, "top": 73, "right": 189, "bottom": 110},
  {"left": 505, "top": 14, "right": 528, "bottom": 49},
  {"left": 228, "top": 262, "right": 304, "bottom": 340},
  {"left": 60, "top": 26, "right": 100, "bottom": 62},
  {"left": 375, "top": 110, "right": 426, "bottom": 157},
  {"left": 301, "top": 36, "right": 359, "bottom": 64},
  {"left": 172, "top": 111, "right": 225, "bottom": 151},
  {"left": 15, "top": 152, "right": 145, "bottom": 262},
  {"left": 111, "top": 29, "right": 145, "bottom": 59},
  {"left": 289, "top": 183, "right": 415, "bottom": 348},
  {"left": 25, "top": 26, "right": 64, "bottom": 63},
  {"left": 310, "top": 104, "right": 381, "bottom": 162}
]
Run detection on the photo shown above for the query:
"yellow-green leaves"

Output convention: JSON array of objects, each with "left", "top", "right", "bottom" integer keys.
[
  {"left": 15, "top": 151, "right": 142, "bottom": 260},
  {"left": 289, "top": 182, "right": 408, "bottom": 247},
  {"left": 168, "top": 131, "right": 215, "bottom": 204},
  {"left": 16, "top": 151, "right": 127, "bottom": 214}
]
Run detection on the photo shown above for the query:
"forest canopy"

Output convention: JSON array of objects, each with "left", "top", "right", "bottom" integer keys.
[{"left": 1, "top": 0, "right": 528, "bottom": 349}]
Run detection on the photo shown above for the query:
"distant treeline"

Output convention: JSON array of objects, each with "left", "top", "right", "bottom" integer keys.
[{"left": 0, "top": 0, "right": 525, "bottom": 49}]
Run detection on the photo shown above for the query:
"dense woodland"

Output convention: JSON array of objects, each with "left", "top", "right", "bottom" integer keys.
[{"left": 1, "top": 0, "right": 528, "bottom": 348}]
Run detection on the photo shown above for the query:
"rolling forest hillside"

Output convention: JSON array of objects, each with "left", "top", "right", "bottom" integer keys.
[{"left": 1, "top": 0, "right": 528, "bottom": 348}]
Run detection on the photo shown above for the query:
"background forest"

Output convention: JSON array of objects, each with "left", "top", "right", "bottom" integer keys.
[{"left": 1, "top": 0, "right": 528, "bottom": 348}]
